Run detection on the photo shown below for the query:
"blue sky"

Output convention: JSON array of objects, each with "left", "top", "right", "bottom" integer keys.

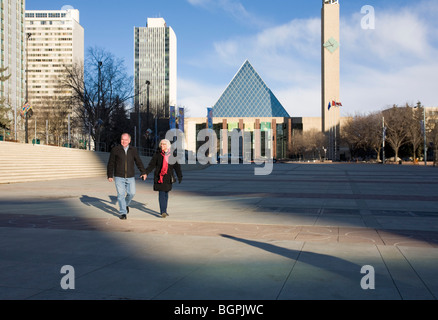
[{"left": 26, "top": 0, "right": 438, "bottom": 118}]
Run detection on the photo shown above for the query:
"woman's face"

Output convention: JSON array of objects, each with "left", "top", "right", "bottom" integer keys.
[{"left": 161, "top": 142, "right": 169, "bottom": 152}]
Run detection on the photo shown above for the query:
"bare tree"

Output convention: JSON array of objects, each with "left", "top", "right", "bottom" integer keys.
[
  {"left": 427, "top": 111, "right": 438, "bottom": 167},
  {"left": 341, "top": 112, "right": 382, "bottom": 161},
  {"left": 36, "top": 96, "right": 70, "bottom": 146},
  {"left": 62, "top": 47, "right": 133, "bottom": 151},
  {"left": 342, "top": 114, "right": 368, "bottom": 159},
  {"left": 367, "top": 112, "right": 384, "bottom": 162},
  {"left": 292, "top": 132, "right": 306, "bottom": 160},
  {"left": 382, "top": 105, "right": 411, "bottom": 161},
  {"left": 293, "top": 129, "right": 325, "bottom": 160},
  {"left": 405, "top": 102, "right": 423, "bottom": 161},
  {"left": 0, "top": 67, "right": 12, "bottom": 131}
]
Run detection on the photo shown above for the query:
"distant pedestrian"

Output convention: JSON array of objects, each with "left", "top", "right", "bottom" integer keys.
[
  {"left": 107, "top": 133, "right": 147, "bottom": 219},
  {"left": 144, "top": 139, "right": 182, "bottom": 218}
]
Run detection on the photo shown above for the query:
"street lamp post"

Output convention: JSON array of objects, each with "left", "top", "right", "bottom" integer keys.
[
  {"left": 382, "top": 117, "right": 386, "bottom": 164},
  {"left": 423, "top": 108, "right": 427, "bottom": 166},
  {"left": 145, "top": 80, "right": 150, "bottom": 148},
  {"left": 138, "top": 103, "right": 142, "bottom": 149},
  {"left": 96, "top": 61, "right": 102, "bottom": 151},
  {"left": 415, "top": 104, "right": 427, "bottom": 166},
  {"left": 146, "top": 80, "right": 151, "bottom": 129},
  {"left": 25, "top": 33, "right": 32, "bottom": 144}
]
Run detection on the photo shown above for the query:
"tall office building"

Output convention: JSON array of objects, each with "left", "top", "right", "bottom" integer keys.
[
  {"left": 321, "top": 0, "right": 341, "bottom": 160},
  {"left": 1, "top": 0, "right": 26, "bottom": 140},
  {"left": 134, "top": 17, "right": 177, "bottom": 129},
  {"left": 24, "top": 9, "right": 84, "bottom": 116}
]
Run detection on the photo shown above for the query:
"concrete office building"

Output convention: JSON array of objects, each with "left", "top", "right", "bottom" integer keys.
[
  {"left": 1, "top": 0, "right": 26, "bottom": 140},
  {"left": 134, "top": 17, "right": 177, "bottom": 130},
  {"left": 25, "top": 9, "right": 84, "bottom": 116}
]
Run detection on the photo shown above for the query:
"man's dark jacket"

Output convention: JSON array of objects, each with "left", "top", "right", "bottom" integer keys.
[{"left": 107, "top": 145, "right": 146, "bottom": 179}]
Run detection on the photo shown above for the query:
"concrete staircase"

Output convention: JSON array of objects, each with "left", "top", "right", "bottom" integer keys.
[{"left": 0, "top": 141, "right": 150, "bottom": 184}]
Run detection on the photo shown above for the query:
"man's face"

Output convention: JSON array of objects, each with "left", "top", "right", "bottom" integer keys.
[{"left": 121, "top": 134, "right": 130, "bottom": 148}]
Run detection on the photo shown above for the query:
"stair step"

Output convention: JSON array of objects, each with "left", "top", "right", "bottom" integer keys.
[{"left": 0, "top": 141, "right": 150, "bottom": 184}]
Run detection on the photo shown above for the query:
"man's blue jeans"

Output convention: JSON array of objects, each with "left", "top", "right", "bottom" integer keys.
[{"left": 114, "top": 177, "right": 135, "bottom": 214}]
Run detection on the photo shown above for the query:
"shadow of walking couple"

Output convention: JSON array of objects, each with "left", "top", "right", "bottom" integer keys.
[{"left": 79, "top": 195, "right": 161, "bottom": 218}]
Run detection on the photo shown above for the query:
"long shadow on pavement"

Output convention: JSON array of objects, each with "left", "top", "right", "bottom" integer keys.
[
  {"left": 79, "top": 195, "right": 161, "bottom": 218},
  {"left": 220, "top": 234, "right": 360, "bottom": 272}
]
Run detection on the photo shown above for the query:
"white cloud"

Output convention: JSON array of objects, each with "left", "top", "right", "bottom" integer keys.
[
  {"left": 178, "top": 77, "right": 223, "bottom": 117},
  {"left": 186, "top": 0, "right": 208, "bottom": 6},
  {"left": 186, "top": 0, "right": 266, "bottom": 28},
  {"left": 211, "top": 17, "right": 321, "bottom": 85},
  {"left": 179, "top": 1, "right": 438, "bottom": 118},
  {"left": 340, "top": 4, "right": 438, "bottom": 114},
  {"left": 342, "top": 10, "right": 434, "bottom": 66}
]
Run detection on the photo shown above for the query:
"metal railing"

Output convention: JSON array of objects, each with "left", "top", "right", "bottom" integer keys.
[{"left": 138, "top": 147, "right": 156, "bottom": 157}]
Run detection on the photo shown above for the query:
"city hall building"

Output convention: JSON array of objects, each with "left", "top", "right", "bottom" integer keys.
[{"left": 182, "top": 60, "right": 321, "bottom": 160}]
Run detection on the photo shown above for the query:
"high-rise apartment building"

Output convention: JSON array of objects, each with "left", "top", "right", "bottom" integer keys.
[
  {"left": 134, "top": 17, "right": 177, "bottom": 128},
  {"left": 1, "top": 0, "right": 26, "bottom": 140},
  {"left": 24, "top": 9, "right": 84, "bottom": 116}
]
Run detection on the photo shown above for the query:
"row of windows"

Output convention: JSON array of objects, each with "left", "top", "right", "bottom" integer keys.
[
  {"left": 29, "top": 38, "right": 72, "bottom": 42},
  {"left": 26, "top": 32, "right": 73, "bottom": 36},
  {"left": 29, "top": 69, "right": 68, "bottom": 73},
  {"left": 29, "top": 59, "right": 72, "bottom": 63},
  {"left": 28, "top": 20, "right": 69, "bottom": 26},
  {"left": 29, "top": 64, "right": 71, "bottom": 68},
  {"left": 30, "top": 81, "right": 65, "bottom": 84},
  {"left": 29, "top": 74, "right": 63, "bottom": 79},
  {"left": 31, "top": 85, "right": 67, "bottom": 90},
  {"left": 26, "top": 27, "right": 73, "bottom": 31},
  {"left": 25, "top": 13, "right": 67, "bottom": 18},
  {"left": 29, "top": 48, "right": 73, "bottom": 52},
  {"left": 29, "top": 53, "right": 72, "bottom": 57},
  {"left": 29, "top": 43, "right": 73, "bottom": 47},
  {"left": 30, "top": 91, "right": 71, "bottom": 95}
]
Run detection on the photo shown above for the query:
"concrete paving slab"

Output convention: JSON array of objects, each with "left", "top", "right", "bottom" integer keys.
[
  {"left": 377, "top": 246, "right": 435, "bottom": 300},
  {"left": 0, "top": 163, "right": 438, "bottom": 302}
]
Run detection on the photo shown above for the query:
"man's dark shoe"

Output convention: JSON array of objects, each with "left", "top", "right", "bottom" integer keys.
[
  {"left": 126, "top": 206, "right": 129, "bottom": 213},
  {"left": 120, "top": 214, "right": 127, "bottom": 220}
]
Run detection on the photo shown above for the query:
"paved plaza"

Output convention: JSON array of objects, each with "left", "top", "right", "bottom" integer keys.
[{"left": 0, "top": 162, "right": 438, "bottom": 301}]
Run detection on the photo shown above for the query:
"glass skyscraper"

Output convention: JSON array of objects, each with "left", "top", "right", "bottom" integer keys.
[
  {"left": 1, "top": 0, "right": 26, "bottom": 140},
  {"left": 134, "top": 18, "right": 177, "bottom": 122}
]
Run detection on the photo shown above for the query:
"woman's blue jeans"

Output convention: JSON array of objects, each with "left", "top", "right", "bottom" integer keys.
[{"left": 159, "top": 191, "right": 169, "bottom": 214}]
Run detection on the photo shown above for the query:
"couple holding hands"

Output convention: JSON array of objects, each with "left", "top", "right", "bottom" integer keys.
[{"left": 107, "top": 133, "right": 182, "bottom": 219}]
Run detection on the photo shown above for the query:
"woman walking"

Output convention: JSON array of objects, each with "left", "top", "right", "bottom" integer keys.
[{"left": 144, "top": 139, "right": 182, "bottom": 218}]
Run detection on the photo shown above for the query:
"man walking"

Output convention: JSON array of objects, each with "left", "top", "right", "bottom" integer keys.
[{"left": 107, "top": 133, "right": 146, "bottom": 219}]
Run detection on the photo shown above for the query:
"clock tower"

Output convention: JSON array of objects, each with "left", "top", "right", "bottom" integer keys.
[{"left": 321, "top": 0, "right": 340, "bottom": 161}]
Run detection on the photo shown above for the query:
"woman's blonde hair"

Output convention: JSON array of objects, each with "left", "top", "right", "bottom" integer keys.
[{"left": 159, "top": 139, "right": 171, "bottom": 147}]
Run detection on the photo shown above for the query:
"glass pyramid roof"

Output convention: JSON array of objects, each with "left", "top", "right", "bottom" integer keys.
[{"left": 213, "top": 60, "right": 290, "bottom": 118}]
